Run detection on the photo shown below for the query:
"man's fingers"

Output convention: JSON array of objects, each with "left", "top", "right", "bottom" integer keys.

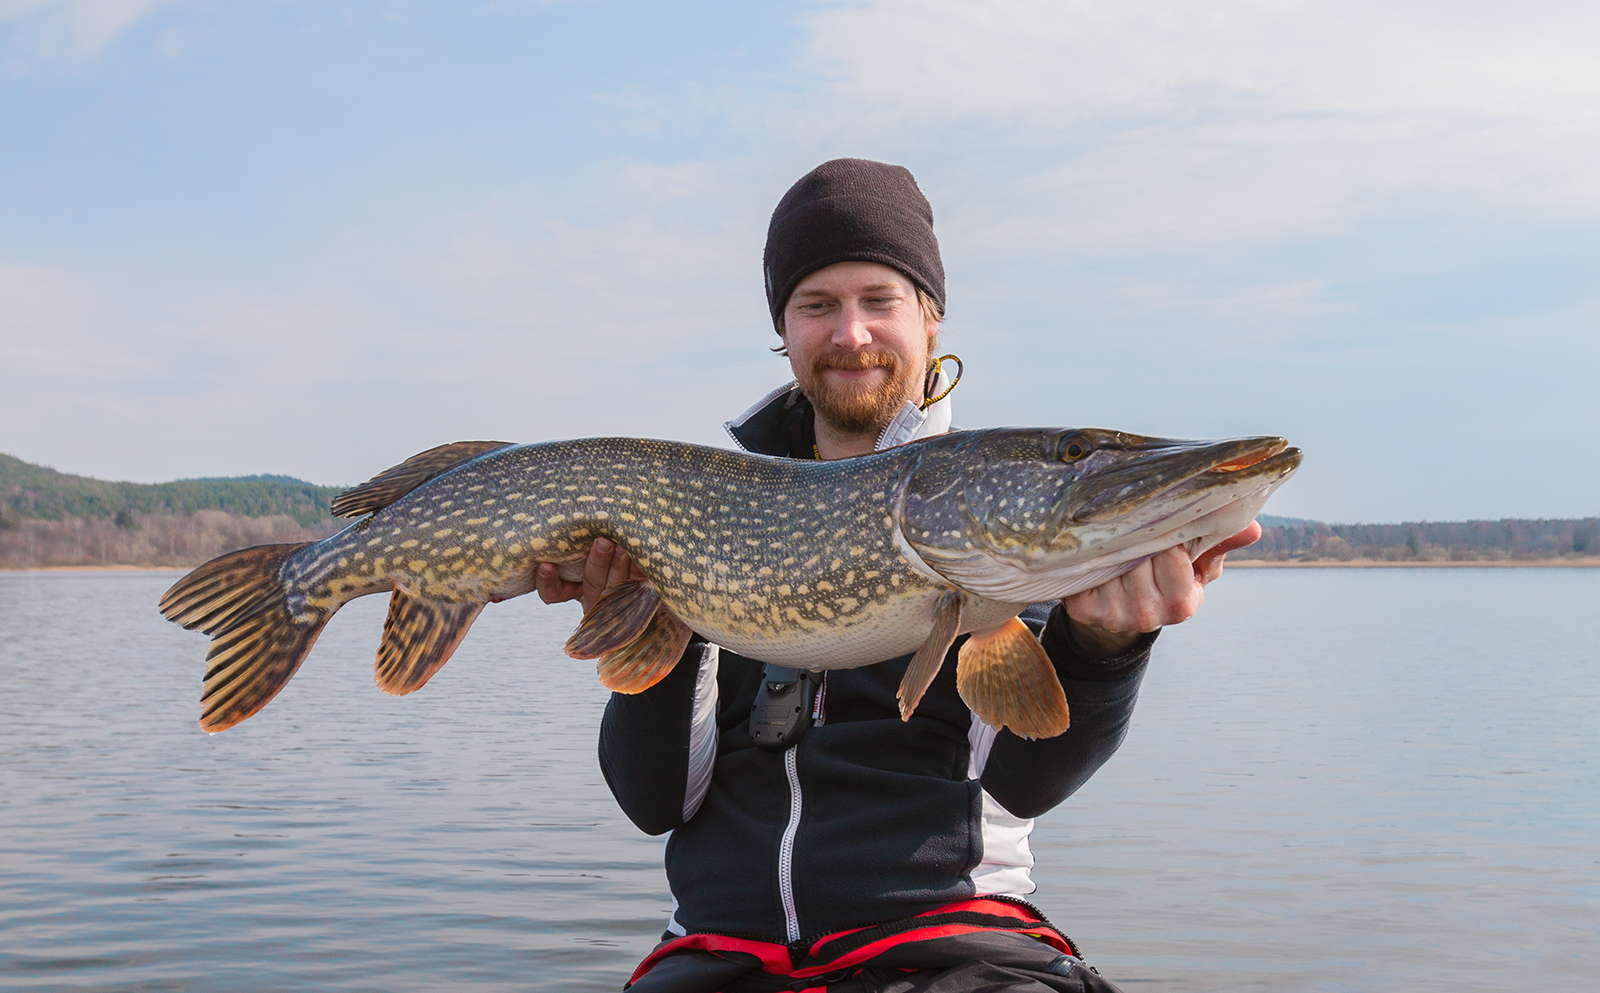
[
  {"left": 535, "top": 562, "right": 581, "bottom": 605},
  {"left": 1214, "top": 521, "right": 1263, "bottom": 556},
  {"left": 574, "top": 538, "right": 645, "bottom": 614},
  {"left": 582, "top": 538, "right": 616, "bottom": 591},
  {"left": 606, "top": 543, "right": 635, "bottom": 589},
  {"left": 1151, "top": 546, "right": 1202, "bottom": 625},
  {"left": 1193, "top": 522, "right": 1263, "bottom": 584}
]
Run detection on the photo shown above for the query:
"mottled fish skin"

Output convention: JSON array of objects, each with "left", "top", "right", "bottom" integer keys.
[
  {"left": 280, "top": 429, "right": 1299, "bottom": 667},
  {"left": 161, "top": 427, "right": 1301, "bottom": 732},
  {"left": 282, "top": 437, "right": 971, "bottom": 666}
]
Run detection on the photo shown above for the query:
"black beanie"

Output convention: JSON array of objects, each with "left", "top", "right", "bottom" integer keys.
[{"left": 763, "top": 158, "right": 945, "bottom": 333}]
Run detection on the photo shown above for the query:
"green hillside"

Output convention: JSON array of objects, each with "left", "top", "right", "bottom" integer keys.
[{"left": 0, "top": 454, "right": 344, "bottom": 528}]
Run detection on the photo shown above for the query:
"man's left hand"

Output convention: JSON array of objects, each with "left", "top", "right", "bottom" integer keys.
[{"left": 1062, "top": 522, "right": 1263, "bottom": 659}]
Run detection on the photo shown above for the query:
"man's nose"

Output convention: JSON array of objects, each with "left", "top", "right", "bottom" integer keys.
[{"left": 831, "top": 303, "right": 873, "bottom": 348}]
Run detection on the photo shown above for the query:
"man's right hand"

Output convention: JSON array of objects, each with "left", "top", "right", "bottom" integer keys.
[{"left": 534, "top": 537, "right": 644, "bottom": 615}]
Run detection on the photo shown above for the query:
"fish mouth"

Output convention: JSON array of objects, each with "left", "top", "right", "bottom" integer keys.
[
  {"left": 1208, "top": 439, "right": 1288, "bottom": 474},
  {"left": 1067, "top": 436, "right": 1299, "bottom": 524}
]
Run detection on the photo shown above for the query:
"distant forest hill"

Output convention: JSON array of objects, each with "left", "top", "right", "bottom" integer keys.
[
  {"left": 1246, "top": 514, "right": 1600, "bottom": 563},
  {"left": 1, "top": 454, "right": 346, "bottom": 568}
]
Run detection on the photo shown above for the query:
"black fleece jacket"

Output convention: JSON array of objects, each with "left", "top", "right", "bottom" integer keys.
[{"left": 598, "top": 391, "right": 1152, "bottom": 941}]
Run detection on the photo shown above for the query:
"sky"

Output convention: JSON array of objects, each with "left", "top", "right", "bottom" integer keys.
[{"left": 1, "top": 0, "right": 1596, "bottom": 523}]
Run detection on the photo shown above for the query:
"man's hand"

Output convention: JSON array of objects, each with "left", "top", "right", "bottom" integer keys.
[
  {"left": 1063, "top": 522, "right": 1262, "bottom": 659},
  {"left": 534, "top": 537, "right": 645, "bottom": 615}
]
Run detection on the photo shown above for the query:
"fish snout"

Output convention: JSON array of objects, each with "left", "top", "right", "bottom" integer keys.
[{"left": 1062, "top": 436, "right": 1291, "bottom": 523}]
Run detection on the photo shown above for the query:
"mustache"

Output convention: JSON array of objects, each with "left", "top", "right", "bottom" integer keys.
[{"left": 813, "top": 351, "right": 896, "bottom": 373}]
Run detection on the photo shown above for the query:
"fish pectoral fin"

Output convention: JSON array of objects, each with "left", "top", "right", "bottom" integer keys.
[
  {"left": 374, "top": 591, "right": 485, "bottom": 695},
  {"left": 956, "top": 617, "right": 1070, "bottom": 740},
  {"left": 596, "top": 608, "right": 694, "bottom": 694},
  {"left": 897, "top": 591, "right": 963, "bottom": 721},
  {"left": 330, "top": 440, "right": 515, "bottom": 518},
  {"left": 564, "top": 580, "right": 662, "bottom": 660}
]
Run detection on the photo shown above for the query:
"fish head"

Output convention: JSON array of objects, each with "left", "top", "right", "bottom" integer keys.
[{"left": 894, "top": 428, "right": 1302, "bottom": 602}]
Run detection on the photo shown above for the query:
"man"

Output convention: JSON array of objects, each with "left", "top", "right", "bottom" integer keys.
[{"left": 536, "top": 159, "right": 1259, "bottom": 992}]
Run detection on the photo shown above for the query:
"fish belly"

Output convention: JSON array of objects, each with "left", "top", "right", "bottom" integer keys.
[{"left": 687, "top": 588, "right": 1030, "bottom": 669}]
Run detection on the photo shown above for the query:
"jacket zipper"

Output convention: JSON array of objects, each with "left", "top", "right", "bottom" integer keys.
[{"left": 778, "top": 744, "right": 803, "bottom": 942}]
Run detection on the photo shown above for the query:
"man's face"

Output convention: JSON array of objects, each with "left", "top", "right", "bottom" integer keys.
[{"left": 782, "top": 261, "right": 938, "bottom": 436}]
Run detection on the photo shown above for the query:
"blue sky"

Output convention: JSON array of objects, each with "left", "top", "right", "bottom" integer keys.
[{"left": 2, "top": 0, "right": 1596, "bottom": 523}]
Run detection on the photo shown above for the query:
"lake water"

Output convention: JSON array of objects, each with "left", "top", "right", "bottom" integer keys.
[{"left": 1, "top": 569, "right": 1595, "bottom": 992}]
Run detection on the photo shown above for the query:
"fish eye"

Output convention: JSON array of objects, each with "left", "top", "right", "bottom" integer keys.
[{"left": 1059, "top": 436, "right": 1091, "bottom": 462}]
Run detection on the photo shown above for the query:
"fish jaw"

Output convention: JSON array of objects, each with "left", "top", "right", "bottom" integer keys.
[{"left": 896, "top": 429, "right": 1302, "bottom": 603}]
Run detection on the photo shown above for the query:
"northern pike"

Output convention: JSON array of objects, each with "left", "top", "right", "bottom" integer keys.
[{"left": 159, "top": 429, "right": 1301, "bottom": 736}]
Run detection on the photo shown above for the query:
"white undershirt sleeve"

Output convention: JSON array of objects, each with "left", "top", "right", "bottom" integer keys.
[{"left": 682, "top": 643, "right": 721, "bottom": 822}]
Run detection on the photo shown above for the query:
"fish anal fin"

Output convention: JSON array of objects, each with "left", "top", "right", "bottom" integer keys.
[
  {"left": 897, "top": 591, "right": 963, "bottom": 721},
  {"left": 374, "top": 591, "right": 484, "bottom": 695},
  {"left": 564, "top": 580, "right": 661, "bottom": 660},
  {"left": 330, "top": 441, "right": 514, "bottom": 518},
  {"left": 596, "top": 609, "right": 693, "bottom": 694},
  {"left": 956, "top": 617, "right": 1070, "bottom": 740}
]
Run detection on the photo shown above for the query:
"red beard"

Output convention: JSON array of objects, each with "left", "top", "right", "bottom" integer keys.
[{"left": 801, "top": 350, "right": 922, "bottom": 435}]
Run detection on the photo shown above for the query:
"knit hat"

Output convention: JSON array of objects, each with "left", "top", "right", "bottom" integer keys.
[{"left": 763, "top": 158, "right": 945, "bottom": 332}]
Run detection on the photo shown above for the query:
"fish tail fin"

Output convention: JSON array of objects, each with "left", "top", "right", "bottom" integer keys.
[
  {"left": 956, "top": 617, "right": 1071, "bottom": 739},
  {"left": 159, "top": 542, "right": 308, "bottom": 634},
  {"left": 158, "top": 542, "right": 328, "bottom": 732}
]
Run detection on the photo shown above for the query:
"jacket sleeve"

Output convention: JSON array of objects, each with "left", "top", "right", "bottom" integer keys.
[
  {"left": 598, "top": 638, "right": 720, "bottom": 836},
  {"left": 978, "top": 603, "right": 1153, "bottom": 819}
]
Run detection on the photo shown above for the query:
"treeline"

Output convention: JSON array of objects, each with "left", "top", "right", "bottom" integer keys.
[
  {"left": 1, "top": 453, "right": 342, "bottom": 527},
  {"left": 1, "top": 453, "right": 346, "bottom": 569},
  {"left": 0, "top": 510, "right": 341, "bottom": 569},
  {"left": 1238, "top": 516, "right": 1600, "bottom": 562}
]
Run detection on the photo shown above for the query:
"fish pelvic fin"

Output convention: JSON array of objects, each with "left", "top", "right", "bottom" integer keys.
[
  {"left": 596, "top": 609, "right": 694, "bottom": 694},
  {"left": 897, "top": 591, "right": 963, "bottom": 721},
  {"left": 956, "top": 617, "right": 1071, "bottom": 740},
  {"left": 330, "top": 441, "right": 514, "bottom": 518},
  {"left": 375, "top": 591, "right": 485, "bottom": 695},
  {"left": 564, "top": 580, "right": 660, "bottom": 660},
  {"left": 157, "top": 542, "right": 326, "bottom": 733}
]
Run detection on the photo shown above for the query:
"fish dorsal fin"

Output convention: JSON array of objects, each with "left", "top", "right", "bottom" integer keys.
[
  {"left": 897, "top": 591, "right": 962, "bottom": 721},
  {"left": 956, "top": 617, "right": 1070, "bottom": 739},
  {"left": 374, "top": 590, "right": 484, "bottom": 695},
  {"left": 596, "top": 608, "right": 694, "bottom": 694},
  {"left": 564, "top": 580, "right": 661, "bottom": 660},
  {"left": 331, "top": 441, "right": 514, "bottom": 518}
]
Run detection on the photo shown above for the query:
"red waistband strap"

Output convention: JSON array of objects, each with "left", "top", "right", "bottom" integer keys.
[{"left": 627, "top": 898, "right": 1075, "bottom": 986}]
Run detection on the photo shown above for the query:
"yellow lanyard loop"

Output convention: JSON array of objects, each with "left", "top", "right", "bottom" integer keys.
[{"left": 921, "top": 354, "right": 964, "bottom": 411}]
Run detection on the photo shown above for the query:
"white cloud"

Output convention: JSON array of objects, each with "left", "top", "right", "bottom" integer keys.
[
  {"left": 0, "top": 0, "right": 194, "bottom": 62},
  {"left": 805, "top": 0, "right": 1600, "bottom": 124},
  {"left": 783, "top": 0, "right": 1600, "bottom": 251}
]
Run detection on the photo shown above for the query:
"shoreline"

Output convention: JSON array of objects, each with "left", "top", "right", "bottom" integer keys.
[{"left": 1228, "top": 557, "right": 1600, "bottom": 569}]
